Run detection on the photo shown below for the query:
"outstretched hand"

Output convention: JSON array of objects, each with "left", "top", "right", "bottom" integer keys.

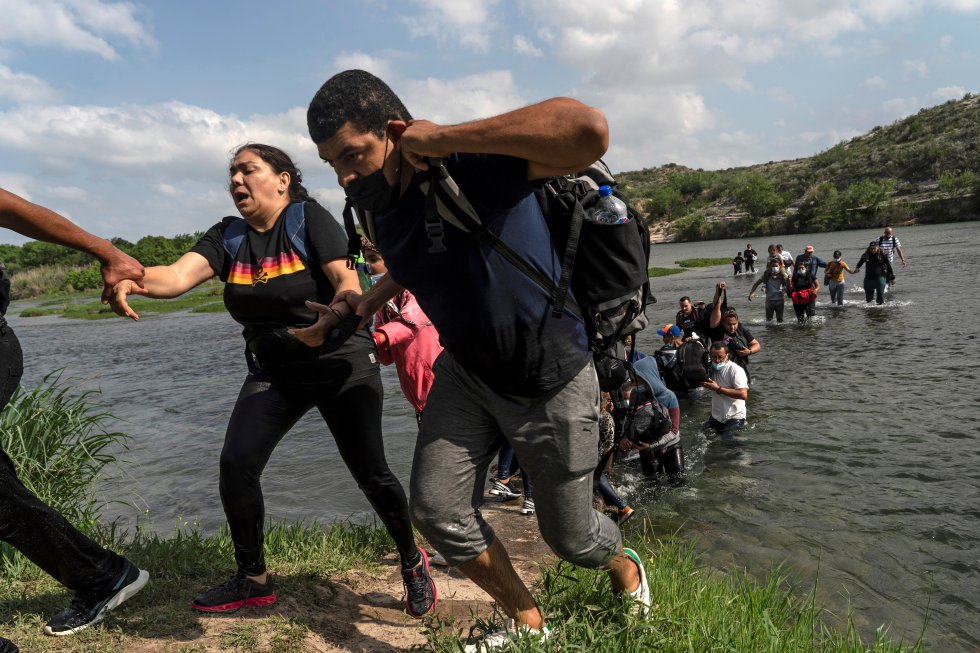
[
  {"left": 110, "top": 279, "right": 150, "bottom": 321},
  {"left": 101, "top": 249, "right": 145, "bottom": 304}
]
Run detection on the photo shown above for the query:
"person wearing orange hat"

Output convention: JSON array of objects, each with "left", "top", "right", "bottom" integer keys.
[{"left": 794, "top": 245, "right": 827, "bottom": 279}]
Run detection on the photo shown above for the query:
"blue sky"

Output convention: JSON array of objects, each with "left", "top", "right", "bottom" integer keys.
[{"left": 1, "top": 0, "right": 978, "bottom": 244}]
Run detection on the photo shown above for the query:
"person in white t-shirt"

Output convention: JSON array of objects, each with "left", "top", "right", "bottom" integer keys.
[{"left": 701, "top": 342, "right": 749, "bottom": 446}]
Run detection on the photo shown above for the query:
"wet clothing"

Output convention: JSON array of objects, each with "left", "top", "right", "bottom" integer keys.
[
  {"left": 0, "top": 272, "right": 127, "bottom": 595},
  {"left": 733, "top": 255, "right": 744, "bottom": 275},
  {"left": 378, "top": 154, "right": 617, "bottom": 569},
  {"left": 794, "top": 253, "right": 827, "bottom": 278},
  {"left": 675, "top": 307, "right": 701, "bottom": 339},
  {"left": 411, "top": 352, "right": 617, "bottom": 568},
  {"left": 790, "top": 269, "right": 817, "bottom": 322},
  {"left": 743, "top": 248, "right": 757, "bottom": 273},
  {"left": 854, "top": 250, "right": 895, "bottom": 305},
  {"left": 876, "top": 234, "right": 901, "bottom": 263},
  {"left": 758, "top": 270, "right": 789, "bottom": 322},
  {"left": 191, "top": 200, "right": 417, "bottom": 574},
  {"left": 372, "top": 153, "right": 588, "bottom": 397},
  {"left": 825, "top": 260, "right": 850, "bottom": 305},
  {"left": 706, "top": 359, "right": 747, "bottom": 446},
  {"left": 703, "top": 322, "right": 756, "bottom": 380}
]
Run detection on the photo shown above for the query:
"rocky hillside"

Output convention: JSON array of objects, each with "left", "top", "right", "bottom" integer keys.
[{"left": 617, "top": 94, "right": 980, "bottom": 242}]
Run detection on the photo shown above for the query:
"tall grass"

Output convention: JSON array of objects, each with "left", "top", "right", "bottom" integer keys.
[
  {"left": 0, "top": 373, "right": 128, "bottom": 575},
  {"left": 422, "top": 532, "right": 926, "bottom": 653},
  {"left": 7, "top": 265, "right": 73, "bottom": 300}
]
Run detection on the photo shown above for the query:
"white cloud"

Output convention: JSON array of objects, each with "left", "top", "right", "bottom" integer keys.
[
  {"left": 402, "top": 70, "right": 526, "bottom": 125},
  {"left": 930, "top": 85, "right": 967, "bottom": 101},
  {"left": 155, "top": 183, "right": 178, "bottom": 197},
  {"left": 332, "top": 51, "right": 394, "bottom": 80},
  {"left": 882, "top": 96, "right": 920, "bottom": 119},
  {"left": 766, "top": 88, "right": 795, "bottom": 105},
  {"left": 935, "top": 0, "right": 980, "bottom": 11},
  {"left": 718, "top": 131, "right": 754, "bottom": 146},
  {"left": 402, "top": 0, "right": 498, "bottom": 52},
  {"left": 939, "top": 33, "right": 954, "bottom": 48},
  {"left": 0, "top": 65, "right": 61, "bottom": 104},
  {"left": 513, "top": 35, "right": 543, "bottom": 57},
  {"left": 864, "top": 75, "right": 888, "bottom": 89},
  {"left": 903, "top": 59, "right": 929, "bottom": 78},
  {"left": 0, "top": 0, "right": 154, "bottom": 60}
]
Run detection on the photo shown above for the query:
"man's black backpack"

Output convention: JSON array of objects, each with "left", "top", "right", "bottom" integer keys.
[
  {"left": 673, "top": 340, "right": 711, "bottom": 390},
  {"left": 400, "top": 157, "right": 652, "bottom": 391}
]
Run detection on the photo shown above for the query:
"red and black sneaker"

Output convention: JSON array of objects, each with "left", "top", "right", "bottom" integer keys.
[
  {"left": 191, "top": 572, "right": 276, "bottom": 613},
  {"left": 402, "top": 547, "right": 437, "bottom": 618}
]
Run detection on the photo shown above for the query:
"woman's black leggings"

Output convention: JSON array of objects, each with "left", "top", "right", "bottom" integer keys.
[{"left": 219, "top": 368, "right": 418, "bottom": 575}]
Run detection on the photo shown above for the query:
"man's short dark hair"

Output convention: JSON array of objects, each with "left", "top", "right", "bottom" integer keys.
[
  {"left": 679, "top": 296, "right": 691, "bottom": 304},
  {"left": 307, "top": 69, "right": 413, "bottom": 143},
  {"left": 709, "top": 341, "right": 727, "bottom": 353}
]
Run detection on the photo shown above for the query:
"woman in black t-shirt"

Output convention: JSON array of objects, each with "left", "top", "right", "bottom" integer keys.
[
  {"left": 110, "top": 144, "right": 435, "bottom": 618},
  {"left": 788, "top": 261, "right": 819, "bottom": 323}
]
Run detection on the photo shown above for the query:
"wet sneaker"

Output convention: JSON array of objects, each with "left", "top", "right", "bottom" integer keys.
[
  {"left": 191, "top": 571, "right": 276, "bottom": 612},
  {"left": 518, "top": 498, "right": 535, "bottom": 515},
  {"left": 0, "top": 637, "right": 18, "bottom": 653},
  {"left": 402, "top": 547, "right": 437, "bottom": 618},
  {"left": 44, "top": 559, "right": 149, "bottom": 636},
  {"left": 488, "top": 479, "right": 520, "bottom": 501},
  {"left": 622, "top": 547, "right": 650, "bottom": 618},
  {"left": 464, "top": 619, "right": 551, "bottom": 652},
  {"left": 617, "top": 505, "right": 635, "bottom": 525}
]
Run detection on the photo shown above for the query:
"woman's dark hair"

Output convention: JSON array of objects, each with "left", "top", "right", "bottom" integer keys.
[
  {"left": 307, "top": 69, "right": 413, "bottom": 143},
  {"left": 231, "top": 143, "right": 316, "bottom": 204},
  {"left": 833, "top": 250, "right": 842, "bottom": 258}
]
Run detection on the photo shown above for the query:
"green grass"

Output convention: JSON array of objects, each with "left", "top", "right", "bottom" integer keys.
[
  {"left": 675, "top": 257, "right": 732, "bottom": 268},
  {"left": 15, "top": 281, "right": 226, "bottom": 320},
  {"left": 648, "top": 267, "right": 685, "bottom": 277},
  {"left": 422, "top": 533, "right": 926, "bottom": 653}
]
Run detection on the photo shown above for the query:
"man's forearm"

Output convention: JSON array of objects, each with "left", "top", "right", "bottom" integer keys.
[{"left": 0, "top": 188, "right": 115, "bottom": 262}]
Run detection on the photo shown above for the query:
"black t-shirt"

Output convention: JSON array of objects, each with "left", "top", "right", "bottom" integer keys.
[
  {"left": 192, "top": 201, "right": 347, "bottom": 332},
  {"left": 704, "top": 322, "right": 755, "bottom": 370},
  {"left": 0, "top": 267, "right": 9, "bottom": 316}
]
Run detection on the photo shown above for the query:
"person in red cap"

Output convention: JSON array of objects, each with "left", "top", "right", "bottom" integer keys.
[{"left": 794, "top": 245, "right": 827, "bottom": 279}]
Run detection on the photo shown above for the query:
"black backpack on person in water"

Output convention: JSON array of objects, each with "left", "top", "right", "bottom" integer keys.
[
  {"left": 344, "top": 157, "right": 653, "bottom": 391},
  {"left": 673, "top": 340, "right": 711, "bottom": 390}
]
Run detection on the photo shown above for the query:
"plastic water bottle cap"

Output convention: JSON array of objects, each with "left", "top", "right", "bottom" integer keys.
[{"left": 598, "top": 185, "right": 613, "bottom": 197}]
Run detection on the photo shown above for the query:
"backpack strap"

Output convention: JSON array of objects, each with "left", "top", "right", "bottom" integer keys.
[
  {"left": 222, "top": 201, "right": 311, "bottom": 265},
  {"left": 420, "top": 157, "right": 581, "bottom": 318}
]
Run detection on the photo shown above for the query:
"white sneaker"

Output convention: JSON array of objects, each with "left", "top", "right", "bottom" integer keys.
[
  {"left": 622, "top": 547, "right": 650, "bottom": 618},
  {"left": 519, "top": 498, "right": 535, "bottom": 515},
  {"left": 463, "top": 619, "right": 551, "bottom": 652}
]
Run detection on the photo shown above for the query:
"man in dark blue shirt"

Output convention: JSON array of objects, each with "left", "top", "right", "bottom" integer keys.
[{"left": 303, "top": 70, "right": 650, "bottom": 646}]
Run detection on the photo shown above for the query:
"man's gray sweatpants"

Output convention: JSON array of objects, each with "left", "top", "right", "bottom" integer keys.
[{"left": 409, "top": 352, "right": 622, "bottom": 568}]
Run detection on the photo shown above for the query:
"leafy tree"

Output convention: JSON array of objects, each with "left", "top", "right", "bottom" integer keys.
[
  {"left": 130, "top": 235, "right": 181, "bottom": 267},
  {"left": 939, "top": 170, "right": 977, "bottom": 197},
  {"left": 836, "top": 178, "right": 895, "bottom": 226},
  {"left": 18, "top": 241, "right": 91, "bottom": 268},
  {"left": 731, "top": 173, "right": 785, "bottom": 218},
  {"left": 62, "top": 263, "right": 103, "bottom": 292},
  {"left": 644, "top": 186, "right": 685, "bottom": 220}
]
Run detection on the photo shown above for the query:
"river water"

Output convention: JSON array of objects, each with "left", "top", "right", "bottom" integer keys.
[{"left": 10, "top": 222, "right": 979, "bottom": 651}]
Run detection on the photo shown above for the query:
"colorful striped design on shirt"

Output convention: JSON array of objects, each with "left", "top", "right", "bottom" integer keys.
[{"left": 227, "top": 250, "right": 306, "bottom": 286}]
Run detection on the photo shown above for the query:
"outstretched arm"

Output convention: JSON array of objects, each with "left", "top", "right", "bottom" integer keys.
[
  {"left": 0, "top": 187, "right": 144, "bottom": 302},
  {"left": 110, "top": 252, "right": 214, "bottom": 320},
  {"left": 396, "top": 97, "right": 609, "bottom": 180}
]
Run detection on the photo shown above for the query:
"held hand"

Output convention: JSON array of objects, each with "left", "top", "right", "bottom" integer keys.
[
  {"left": 747, "top": 293, "right": 754, "bottom": 302},
  {"left": 701, "top": 379, "right": 719, "bottom": 392},
  {"left": 400, "top": 119, "right": 449, "bottom": 171},
  {"left": 100, "top": 248, "right": 145, "bottom": 304},
  {"left": 288, "top": 300, "right": 342, "bottom": 347},
  {"left": 889, "top": 278, "right": 896, "bottom": 286},
  {"left": 110, "top": 279, "right": 149, "bottom": 321},
  {"left": 716, "top": 281, "right": 726, "bottom": 292}
]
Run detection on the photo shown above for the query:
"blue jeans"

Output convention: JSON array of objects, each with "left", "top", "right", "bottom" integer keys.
[
  {"left": 863, "top": 275, "right": 887, "bottom": 304},
  {"left": 596, "top": 471, "right": 625, "bottom": 509},
  {"left": 496, "top": 442, "right": 531, "bottom": 498},
  {"left": 705, "top": 416, "right": 746, "bottom": 447},
  {"left": 828, "top": 280, "right": 845, "bottom": 305}
]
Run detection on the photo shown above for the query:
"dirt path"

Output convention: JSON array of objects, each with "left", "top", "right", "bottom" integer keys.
[{"left": 127, "top": 500, "right": 554, "bottom": 652}]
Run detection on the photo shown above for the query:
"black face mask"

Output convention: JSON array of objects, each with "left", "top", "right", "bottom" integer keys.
[{"left": 346, "top": 167, "right": 400, "bottom": 213}]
